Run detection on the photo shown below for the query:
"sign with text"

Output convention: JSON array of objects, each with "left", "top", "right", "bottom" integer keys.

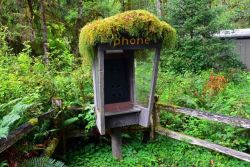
[{"left": 113, "top": 37, "right": 150, "bottom": 47}]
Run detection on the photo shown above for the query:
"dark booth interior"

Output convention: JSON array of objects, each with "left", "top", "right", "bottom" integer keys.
[{"left": 104, "top": 52, "right": 133, "bottom": 112}]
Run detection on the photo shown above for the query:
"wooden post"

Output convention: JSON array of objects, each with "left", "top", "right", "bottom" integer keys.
[
  {"left": 150, "top": 96, "right": 159, "bottom": 140},
  {"left": 51, "top": 98, "right": 65, "bottom": 158},
  {"left": 110, "top": 128, "right": 122, "bottom": 160},
  {"left": 142, "top": 129, "right": 150, "bottom": 143}
]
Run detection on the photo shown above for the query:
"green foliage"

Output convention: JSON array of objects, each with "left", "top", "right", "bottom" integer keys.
[
  {"left": 213, "top": 0, "right": 250, "bottom": 28},
  {"left": 0, "top": 161, "right": 8, "bottom": 167},
  {"left": 134, "top": 50, "right": 154, "bottom": 106},
  {"left": 157, "top": 70, "right": 250, "bottom": 118},
  {"left": 0, "top": 26, "right": 10, "bottom": 56},
  {"left": 0, "top": 98, "right": 34, "bottom": 139},
  {"left": 83, "top": 0, "right": 121, "bottom": 19},
  {"left": 162, "top": 0, "right": 243, "bottom": 73},
  {"left": 0, "top": 26, "right": 93, "bottom": 135},
  {"left": 66, "top": 134, "right": 249, "bottom": 167},
  {"left": 1, "top": 1, "right": 250, "bottom": 166},
  {"left": 83, "top": 104, "right": 95, "bottom": 132},
  {"left": 62, "top": 103, "right": 95, "bottom": 133},
  {"left": 79, "top": 10, "right": 176, "bottom": 61},
  {"left": 157, "top": 69, "right": 250, "bottom": 152},
  {"left": 20, "top": 157, "right": 66, "bottom": 167}
]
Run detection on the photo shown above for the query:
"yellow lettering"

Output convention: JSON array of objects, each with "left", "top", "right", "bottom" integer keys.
[
  {"left": 145, "top": 38, "right": 150, "bottom": 44},
  {"left": 130, "top": 38, "right": 136, "bottom": 45},
  {"left": 113, "top": 38, "right": 150, "bottom": 46},
  {"left": 122, "top": 37, "right": 129, "bottom": 45},
  {"left": 114, "top": 39, "right": 120, "bottom": 47},
  {"left": 137, "top": 38, "right": 144, "bottom": 45}
]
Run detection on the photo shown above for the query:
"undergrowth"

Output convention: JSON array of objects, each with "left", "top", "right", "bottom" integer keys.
[
  {"left": 0, "top": 26, "right": 94, "bottom": 138},
  {"left": 157, "top": 69, "right": 250, "bottom": 119},
  {"left": 157, "top": 69, "right": 250, "bottom": 153},
  {"left": 66, "top": 134, "right": 249, "bottom": 167}
]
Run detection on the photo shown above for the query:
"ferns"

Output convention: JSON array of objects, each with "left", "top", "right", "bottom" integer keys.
[
  {"left": 0, "top": 98, "right": 33, "bottom": 139},
  {"left": 19, "top": 157, "right": 66, "bottom": 167}
]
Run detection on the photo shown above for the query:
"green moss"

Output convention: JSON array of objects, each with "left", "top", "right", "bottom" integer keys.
[{"left": 79, "top": 10, "right": 176, "bottom": 61}]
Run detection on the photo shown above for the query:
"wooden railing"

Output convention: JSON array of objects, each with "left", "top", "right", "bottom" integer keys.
[
  {"left": 0, "top": 98, "right": 63, "bottom": 154},
  {"left": 1, "top": 100, "right": 250, "bottom": 163},
  {"left": 157, "top": 104, "right": 250, "bottom": 129},
  {"left": 0, "top": 109, "right": 55, "bottom": 153},
  {"left": 153, "top": 103, "right": 250, "bottom": 163}
]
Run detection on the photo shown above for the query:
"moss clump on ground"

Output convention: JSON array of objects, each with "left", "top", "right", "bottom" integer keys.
[{"left": 79, "top": 10, "right": 176, "bottom": 61}]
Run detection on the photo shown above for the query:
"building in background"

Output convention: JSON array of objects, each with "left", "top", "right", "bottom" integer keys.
[{"left": 215, "top": 29, "right": 250, "bottom": 69}]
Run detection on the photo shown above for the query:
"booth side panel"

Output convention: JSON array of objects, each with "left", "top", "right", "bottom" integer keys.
[
  {"left": 93, "top": 56, "right": 101, "bottom": 134},
  {"left": 139, "top": 48, "right": 161, "bottom": 127},
  {"left": 94, "top": 49, "right": 105, "bottom": 135},
  {"left": 93, "top": 56, "right": 98, "bottom": 111},
  {"left": 129, "top": 54, "right": 135, "bottom": 104}
]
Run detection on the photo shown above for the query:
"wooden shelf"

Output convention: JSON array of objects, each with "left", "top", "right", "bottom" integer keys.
[{"left": 105, "top": 107, "right": 141, "bottom": 116}]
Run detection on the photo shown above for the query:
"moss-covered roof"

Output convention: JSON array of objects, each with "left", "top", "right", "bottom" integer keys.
[{"left": 79, "top": 10, "right": 176, "bottom": 61}]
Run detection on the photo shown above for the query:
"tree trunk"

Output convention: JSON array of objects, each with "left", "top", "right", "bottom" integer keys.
[
  {"left": 156, "top": 0, "right": 162, "bottom": 18},
  {"left": 40, "top": 0, "right": 49, "bottom": 64},
  {"left": 72, "top": 0, "right": 84, "bottom": 56},
  {"left": 126, "top": 0, "right": 132, "bottom": 10},
  {"left": 27, "top": 0, "right": 35, "bottom": 42},
  {"left": 120, "top": 0, "right": 125, "bottom": 12}
]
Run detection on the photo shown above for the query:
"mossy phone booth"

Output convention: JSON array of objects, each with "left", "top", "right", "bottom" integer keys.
[
  {"left": 79, "top": 10, "right": 176, "bottom": 160},
  {"left": 93, "top": 41, "right": 161, "bottom": 135}
]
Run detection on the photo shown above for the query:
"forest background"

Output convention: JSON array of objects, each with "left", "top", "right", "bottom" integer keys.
[{"left": 0, "top": 0, "right": 250, "bottom": 166}]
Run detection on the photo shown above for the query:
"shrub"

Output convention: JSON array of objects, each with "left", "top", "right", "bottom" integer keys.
[
  {"left": 157, "top": 69, "right": 250, "bottom": 152},
  {"left": 160, "top": 0, "right": 243, "bottom": 73}
]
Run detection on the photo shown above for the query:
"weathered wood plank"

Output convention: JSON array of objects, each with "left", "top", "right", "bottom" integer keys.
[
  {"left": 0, "top": 109, "right": 55, "bottom": 153},
  {"left": 38, "top": 109, "right": 55, "bottom": 121},
  {"left": 96, "top": 47, "right": 105, "bottom": 135},
  {"left": 129, "top": 51, "right": 135, "bottom": 104},
  {"left": 111, "top": 128, "right": 122, "bottom": 160},
  {"left": 105, "top": 112, "right": 139, "bottom": 129},
  {"left": 0, "top": 123, "right": 33, "bottom": 153},
  {"left": 150, "top": 96, "right": 160, "bottom": 140},
  {"left": 66, "top": 106, "right": 83, "bottom": 111},
  {"left": 156, "top": 126, "right": 250, "bottom": 163},
  {"left": 157, "top": 104, "right": 250, "bottom": 129},
  {"left": 93, "top": 54, "right": 98, "bottom": 112}
]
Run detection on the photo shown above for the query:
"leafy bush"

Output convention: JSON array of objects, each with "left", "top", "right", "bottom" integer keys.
[
  {"left": 0, "top": 26, "right": 94, "bottom": 135},
  {"left": 157, "top": 69, "right": 250, "bottom": 118},
  {"left": 157, "top": 69, "right": 250, "bottom": 152},
  {"left": 160, "top": 0, "right": 243, "bottom": 73},
  {"left": 0, "top": 98, "right": 34, "bottom": 139}
]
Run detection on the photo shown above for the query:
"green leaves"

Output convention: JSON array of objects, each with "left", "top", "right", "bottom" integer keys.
[
  {"left": 162, "top": 0, "right": 243, "bottom": 73},
  {"left": 66, "top": 134, "right": 249, "bottom": 167},
  {"left": 0, "top": 98, "right": 34, "bottom": 139},
  {"left": 157, "top": 69, "right": 250, "bottom": 152},
  {"left": 20, "top": 157, "right": 66, "bottom": 167},
  {"left": 62, "top": 117, "right": 79, "bottom": 128}
]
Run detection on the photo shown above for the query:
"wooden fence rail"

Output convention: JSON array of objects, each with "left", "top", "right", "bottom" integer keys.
[
  {"left": 154, "top": 103, "right": 250, "bottom": 163},
  {"left": 156, "top": 126, "right": 250, "bottom": 163},
  {"left": 0, "top": 109, "right": 54, "bottom": 153},
  {"left": 1, "top": 102, "right": 250, "bottom": 163},
  {"left": 157, "top": 104, "right": 250, "bottom": 129}
]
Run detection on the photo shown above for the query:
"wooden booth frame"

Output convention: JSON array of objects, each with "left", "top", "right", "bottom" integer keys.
[{"left": 93, "top": 42, "right": 161, "bottom": 135}]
